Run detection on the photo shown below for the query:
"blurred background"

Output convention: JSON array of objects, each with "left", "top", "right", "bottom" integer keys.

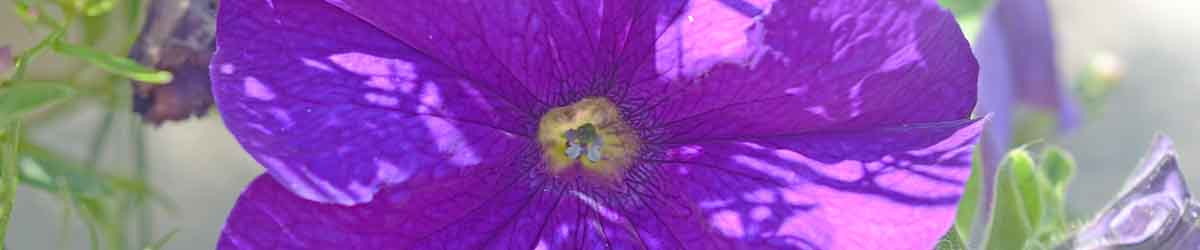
[{"left": 1, "top": 0, "right": 1199, "bottom": 249}]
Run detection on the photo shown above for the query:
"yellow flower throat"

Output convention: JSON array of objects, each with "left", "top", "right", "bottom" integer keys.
[{"left": 537, "top": 97, "right": 639, "bottom": 178}]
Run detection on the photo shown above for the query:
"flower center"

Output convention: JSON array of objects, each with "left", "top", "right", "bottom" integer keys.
[{"left": 537, "top": 97, "right": 639, "bottom": 179}]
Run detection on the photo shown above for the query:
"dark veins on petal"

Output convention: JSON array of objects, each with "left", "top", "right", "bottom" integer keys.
[{"left": 214, "top": 0, "right": 981, "bottom": 249}]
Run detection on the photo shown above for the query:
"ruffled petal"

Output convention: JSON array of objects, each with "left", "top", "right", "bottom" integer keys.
[
  {"left": 1061, "top": 136, "right": 1188, "bottom": 249},
  {"left": 323, "top": 0, "right": 686, "bottom": 107},
  {"left": 642, "top": 0, "right": 978, "bottom": 143},
  {"left": 211, "top": 0, "right": 534, "bottom": 205},
  {"left": 219, "top": 119, "right": 983, "bottom": 250}
]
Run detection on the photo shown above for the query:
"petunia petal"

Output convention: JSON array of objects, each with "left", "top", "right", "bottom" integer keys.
[
  {"left": 971, "top": 0, "right": 1077, "bottom": 241},
  {"left": 323, "top": 0, "right": 685, "bottom": 107},
  {"left": 211, "top": 0, "right": 535, "bottom": 205},
  {"left": 651, "top": 118, "right": 985, "bottom": 249},
  {"left": 977, "top": 0, "right": 1079, "bottom": 134},
  {"left": 1060, "top": 135, "right": 1191, "bottom": 249},
  {"left": 975, "top": 0, "right": 1078, "bottom": 169},
  {"left": 641, "top": 0, "right": 978, "bottom": 143},
  {"left": 219, "top": 119, "right": 983, "bottom": 250}
]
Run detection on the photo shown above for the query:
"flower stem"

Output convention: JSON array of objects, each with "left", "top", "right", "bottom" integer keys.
[{"left": 130, "top": 117, "right": 152, "bottom": 247}]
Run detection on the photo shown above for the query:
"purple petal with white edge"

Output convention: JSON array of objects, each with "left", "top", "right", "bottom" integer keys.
[
  {"left": 219, "top": 119, "right": 984, "bottom": 250},
  {"left": 1063, "top": 135, "right": 1190, "bottom": 249},
  {"left": 640, "top": 0, "right": 978, "bottom": 143},
  {"left": 323, "top": 0, "right": 686, "bottom": 107},
  {"left": 211, "top": 0, "right": 535, "bottom": 205}
]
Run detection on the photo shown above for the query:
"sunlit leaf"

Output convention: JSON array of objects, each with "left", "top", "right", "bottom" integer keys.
[
  {"left": 83, "top": 0, "right": 115, "bottom": 16},
  {"left": 0, "top": 82, "right": 75, "bottom": 125},
  {"left": 0, "top": 123, "right": 20, "bottom": 250},
  {"left": 52, "top": 41, "right": 172, "bottom": 84},
  {"left": 939, "top": 0, "right": 991, "bottom": 17},
  {"left": 954, "top": 151, "right": 983, "bottom": 238},
  {"left": 936, "top": 226, "right": 967, "bottom": 250},
  {"left": 983, "top": 149, "right": 1036, "bottom": 250},
  {"left": 1012, "top": 151, "right": 1047, "bottom": 231},
  {"left": 938, "top": 0, "right": 990, "bottom": 39},
  {"left": 1041, "top": 146, "right": 1076, "bottom": 193}
]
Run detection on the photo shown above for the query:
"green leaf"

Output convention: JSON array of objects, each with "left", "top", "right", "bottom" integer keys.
[
  {"left": 939, "top": 0, "right": 991, "bottom": 17},
  {"left": 17, "top": 139, "right": 171, "bottom": 207},
  {"left": 0, "top": 123, "right": 21, "bottom": 250},
  {"left": 51, "top": 41, "right": 172, "bottom": 84},
  {"left": 142, "top": 229, "right": 179, "bottom": 250},
  {"left": 1012, "top": 152, "right": 1047, "bottom": 232},
  {"left": 1040, "top": 146, "right": 1076, "bottom": 192},
  {"left": 983, "top": 149, "right": 1036, "bottom": 250},
  {"left": 82, "top": 0, "right": 115, "bottom": 16},
  {"left": 18, "top": 140, "right": 151, "bottom": 250},
  {"left": 1033, "top": 146, "right": 1076, "bottom": 246},
  {"left": 0, "top": 82, "right": 75, "bottom": 125},
  {"left": 954, "top": 150, "right": 983, "bottom": 237},
  {"left": 126, "top": 0, "right": 144, "bottom": 26},
  {"left": 938, "top": 0, "right": 990, "bottom": 40},
  {"left": 936, "top": 226, "right": 968, "bottom": 250}
]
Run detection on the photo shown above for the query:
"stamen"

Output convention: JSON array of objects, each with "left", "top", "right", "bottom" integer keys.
[{"left": 537, "top": 97, "right": 639, "bottom": 179}]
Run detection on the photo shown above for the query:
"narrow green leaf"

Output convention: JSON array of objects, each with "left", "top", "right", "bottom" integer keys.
[
  {"left": 936, "top": 226, "right": 967, "bottom": 250},
  {"left": 1012, "top": 152, "right": 1046, "bottom": 232},
  {"left": 143, "top": 229, "right": 179, "bottom": 250},
  {"left": 17, "top": 139, "right": 170, "bottom": 205},
  {"left": 51, "top": 41, "right": 172, "bottom": 84},
  {"left": 983, "top": 149, "right": 1036, "bottom": 250},
  {"left": 0, "top": 82, "right": 75, "bottom": 125},
  {"left": 0, "top": 123, "right": 22, "bottom": 250}
]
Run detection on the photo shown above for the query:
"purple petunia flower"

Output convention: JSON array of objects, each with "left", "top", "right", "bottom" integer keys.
[
  {"left": 211, "top": 0, "right": 983, "bottom": 249},
  {"left": 969, "top": 0, "right": 1078, "bottom": 243},
  {"left": 976, "top": 0, "right": 1079, "bottom": 168},
  {"left": 1059, "top": 135, "right": 1195, "bottom": 249}
]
